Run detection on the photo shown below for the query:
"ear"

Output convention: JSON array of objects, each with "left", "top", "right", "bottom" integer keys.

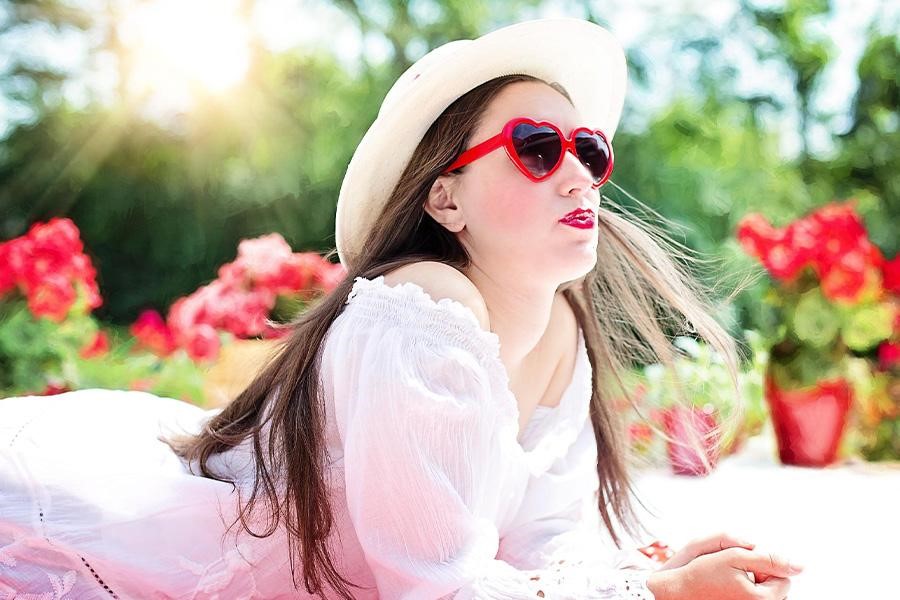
[{"left": 424, "top": 175, "right": 465, "bottom": 233}]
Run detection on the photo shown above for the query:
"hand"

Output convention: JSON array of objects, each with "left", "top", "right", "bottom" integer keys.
[
  {"left": 657, "top": 531, "right": 756, "bottom": 572},
  {"left": 647, "top": 547, "right": 803, "bottom": 600}
]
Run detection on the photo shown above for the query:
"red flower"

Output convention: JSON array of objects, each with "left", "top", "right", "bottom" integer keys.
[
  {"left": 761, "top": 231, "right": 809, "bottom": 283},
  {"left": 131, "top": 309, "right": 177, "bottom": 356},
  {"left": 818, "top": 249, "right": 873, "bottom": 304},
  {"left": 736, "top": 213, "right": 780, "bottom": 262},
  {"left": 40, "top": 382, "right": 70, "bottom": 396},
  {"left": 628, "top": 422, "right": 654, "bottom": 444},
  {"left": 79, "top": 331, "right": 110, "bottom": 359},
  {"left": 0, "top": 240, "right": 18, "bottom": 295},
  {"left": 878, "top": 342, "right": 900, "bottom": 371},
  {"left": 26, "top": 274, "right": 77, "bottom": 322},
  {"left": 737, "top": 214, "right": 811, "bottom": 282},
  {"left": 27, "top": 218, "right": 83, "bottom": 255},
  {"left": 273, "top": 252, "right": 323, "bottom": 295},
  {"left": 1, "top": 218, "right": 103, "bottom": 318}
]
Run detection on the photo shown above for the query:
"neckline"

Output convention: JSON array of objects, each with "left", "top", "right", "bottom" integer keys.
[{"left": 345, "top": 275, "right": 591, "bottom": 469}]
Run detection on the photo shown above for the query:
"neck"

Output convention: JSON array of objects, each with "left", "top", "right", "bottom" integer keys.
[{"left": 462, "top": 262, "right": 557, "bottom": 377}]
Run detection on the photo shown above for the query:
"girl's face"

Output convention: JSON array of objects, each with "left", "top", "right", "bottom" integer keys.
[{"left": 445, "top": 81, "right": 602, "bottom": 287}]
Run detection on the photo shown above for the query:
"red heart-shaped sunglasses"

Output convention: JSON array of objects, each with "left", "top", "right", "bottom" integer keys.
[{"left": 443, "top": 117, "right": 614, "bottom": 188}]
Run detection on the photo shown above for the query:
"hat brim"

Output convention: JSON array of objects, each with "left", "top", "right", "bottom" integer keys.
[{"left": 335, "top": 18, "right": 627, "bottom": 268}]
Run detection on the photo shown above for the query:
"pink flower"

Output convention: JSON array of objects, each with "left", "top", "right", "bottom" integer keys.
[
  {"left": 182, "top": 324, "right": 220, "bottom": 362},
  {"left": 314, "top": 260, "right": 347, "bottom": 293},
  {"left": 235, "top": 233, "right": 295, "bottom": 287},
  {"left": 129, "top": 378, "right": 156, "bottom": 392},
  {"left": 218, "top": 287, "right": 276, "bottom": 338},
  {"left": 662, "top": 405, "right": 721, "bottom": 476}
]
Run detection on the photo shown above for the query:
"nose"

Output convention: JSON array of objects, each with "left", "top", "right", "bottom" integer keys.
[{"left": 555, "top": 147, "right": 594, "bottom": 196}]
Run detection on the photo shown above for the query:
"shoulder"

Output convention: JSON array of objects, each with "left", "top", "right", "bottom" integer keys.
[{"left": 381, "top": 261, "right": 491, "bottom": 332}]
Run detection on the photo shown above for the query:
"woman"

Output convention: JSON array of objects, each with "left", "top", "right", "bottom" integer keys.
[{"left": 0, "top": 18, "right": 802, "bottom": 600}]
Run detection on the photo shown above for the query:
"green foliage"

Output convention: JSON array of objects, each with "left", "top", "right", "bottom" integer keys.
[
  {"left": 0, "top": 298, "right": 97, "bottom": 393},
  {"left": 0, "top": 296, "right": 206, "bottom": 404},
  {"left": 791, "top": 288, "right": 839, "bottom": 348},
  {"left": 0, "top": 1, "right": 896, "bottom": 337}
]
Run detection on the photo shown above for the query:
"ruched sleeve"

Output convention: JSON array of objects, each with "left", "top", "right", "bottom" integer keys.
[{"left": 332, "top": 276, "right": 657, "bottom": 599}]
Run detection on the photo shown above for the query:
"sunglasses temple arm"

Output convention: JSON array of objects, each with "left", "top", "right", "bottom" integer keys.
[{"left": 443, "top": 134, "right": 505, "bottom": 174}]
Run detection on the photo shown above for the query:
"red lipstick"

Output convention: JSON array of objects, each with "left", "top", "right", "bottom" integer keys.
[{"left": 559, "top": 208, "right": 595, "bottom": 229}]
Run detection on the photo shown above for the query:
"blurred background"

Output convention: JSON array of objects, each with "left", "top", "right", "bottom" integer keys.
[{"left": 1, "top": 0, "right": 895, "bottom": 324}]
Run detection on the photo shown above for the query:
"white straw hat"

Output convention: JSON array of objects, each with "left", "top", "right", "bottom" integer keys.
[{"left": 334, "top": 17, "right": 627, "bottom": 269}]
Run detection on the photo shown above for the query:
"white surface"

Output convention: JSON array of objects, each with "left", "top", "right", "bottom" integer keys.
[{"left": 631, "top": 424, "right": 900, "bottom": 600}]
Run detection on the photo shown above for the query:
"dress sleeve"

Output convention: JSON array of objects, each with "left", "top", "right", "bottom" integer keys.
[
  {"left": 496, "top": 412, "right": 659, "bottom": 599},
  {"left": 336, "top": 307, "right": 658, "bottom": 600}
]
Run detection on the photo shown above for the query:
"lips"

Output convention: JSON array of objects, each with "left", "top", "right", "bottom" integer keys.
[{"left": 559, "top": 208, "right": 596, "bottom": 229}]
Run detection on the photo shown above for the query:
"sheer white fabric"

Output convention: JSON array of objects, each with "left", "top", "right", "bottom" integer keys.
[{"left": 0, "top": 275, "right": 657, "bottom": 599}]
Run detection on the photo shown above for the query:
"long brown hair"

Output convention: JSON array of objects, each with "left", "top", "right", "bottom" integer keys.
[{"left": 167, "top": 73, "right": 744, "bottom": 598}]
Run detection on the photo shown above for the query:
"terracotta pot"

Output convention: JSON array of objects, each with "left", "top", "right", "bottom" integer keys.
[
  {"left": 662, "top": 405, "right": 721, "bottom": 476},
  {"left": 203, "top": 339, "right": 280, "bottom": 408},
  {"left": 764, "top": 373, "right": 853, "bottom": 467}
]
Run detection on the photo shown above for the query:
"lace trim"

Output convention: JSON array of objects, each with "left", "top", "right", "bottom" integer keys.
[
  {"left": 621, "top": 569, "right": 656, "bottom": 600},
  {"left": 537, "top": 562, "right": 656, "bottom": 600},
  {"left": 344, "top": 275, "right": 591, "bottom": 474}
]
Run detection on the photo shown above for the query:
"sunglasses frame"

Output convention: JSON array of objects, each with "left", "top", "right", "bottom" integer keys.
[{"left": 443, "top": 117, "right": 614, "bottom": 189}]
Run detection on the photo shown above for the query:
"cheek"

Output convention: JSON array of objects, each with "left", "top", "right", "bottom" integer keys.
[{"left": 472, "top": 179, "right": 547, "bottom": 236}]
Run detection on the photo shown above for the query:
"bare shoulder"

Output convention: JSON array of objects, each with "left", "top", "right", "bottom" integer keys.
[{"left": 381, "top": 261, "right": 491, "bottom": 331}]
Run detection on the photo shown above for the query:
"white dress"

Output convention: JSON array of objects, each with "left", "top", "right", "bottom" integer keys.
[{"left": 0, "top": 275, "right": 658, "bottom": 599}]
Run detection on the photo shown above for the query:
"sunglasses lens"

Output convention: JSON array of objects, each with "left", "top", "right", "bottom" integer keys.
[
  {"left": 574, "top": 131, "right": 612, "bottom": 184},
  {"left": 511, "top": 123, "right": 562, "bottom": 178}
]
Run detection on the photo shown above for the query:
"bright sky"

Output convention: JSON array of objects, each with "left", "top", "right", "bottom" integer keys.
[{"left": 0, "top": 0, "right": 896, "bottom": 160}]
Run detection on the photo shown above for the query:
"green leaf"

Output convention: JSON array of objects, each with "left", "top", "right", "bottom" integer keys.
[
  {"left": 842, "top": 303, "right": 895, "bottom": 351},
  {"left": 791, "top": 288, "right": 839, "bottom": 348}
]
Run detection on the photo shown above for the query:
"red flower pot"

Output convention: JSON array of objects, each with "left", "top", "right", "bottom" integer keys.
[
  {"left": 764, "top": 374, "right": 853, "bottom": 467},
  {"left": 662, "top": 405, "right": 721, "bottom": 476}
]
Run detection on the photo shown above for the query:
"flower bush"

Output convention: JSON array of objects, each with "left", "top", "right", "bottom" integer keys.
[
  {"left": 0, "top": 219, "right": 345, "bottom": 405},
  {"left": 0, "top": 218, "right": 208, "bottom": 401},
  {"left": 130, "top": 233, "right": 345, "bottom": 363},
  {"left": 736, "top": 199, "right": 900, "bottom": 460},
  {"left": 619, "top": 332, "right": 769, "bottom": 473}
]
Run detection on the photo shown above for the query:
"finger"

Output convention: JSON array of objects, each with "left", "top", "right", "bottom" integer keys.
[
  {"left": 756, "top": 574, "right": 791, "bottom": 598},
  {"left": 691, "top": 532, "right": 756, "bottom": 557},
  {"left": 725, "top": 548, "right": 804, "bottom": 578}
]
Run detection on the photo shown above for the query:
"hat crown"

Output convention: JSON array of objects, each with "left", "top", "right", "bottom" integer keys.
[{"left": 379, "top": 40, "right": 470, "bottom": 117}]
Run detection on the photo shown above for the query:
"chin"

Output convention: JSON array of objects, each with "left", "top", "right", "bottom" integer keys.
[{"left": 552, "top": 253, "right": 597, "bottom": 285}]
